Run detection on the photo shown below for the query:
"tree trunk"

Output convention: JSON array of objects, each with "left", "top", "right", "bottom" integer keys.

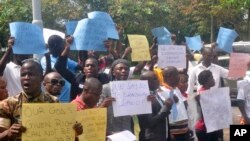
[
  {"left": 210, "top": 15, "right": 214, "bottom": 43},
  {"left": 210, "top": 0, "right": 215, "bottom": 43}
]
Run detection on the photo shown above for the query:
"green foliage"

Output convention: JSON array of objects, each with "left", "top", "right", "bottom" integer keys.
[
  {"left": 109, "top": 0, "right": 170, "bottom": 44},
  {"left": 0, "top": 0, "right": 31, "bottom": 47},
  {"left": 1, "top": 0, "right": 250, "bottom": 47}
]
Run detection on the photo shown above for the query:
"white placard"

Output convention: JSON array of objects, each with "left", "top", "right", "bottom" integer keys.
[
  {"left": 158, "top": 88, "right": 188, "bottom": 123},
  {"left": 107, "top": 130, "right": 136, "bottom": 141},
  {"left": 200, "top": 87, "right": 232, "bottom": 133},
  {"left": 43, "top": 28, "right": 65, "bottom": 44},
  {"left": 157, "top": 45, "right": 186, "bottom": 69},
  {"left": 110, "top": 80, "right": 152, "bottom": 117}
]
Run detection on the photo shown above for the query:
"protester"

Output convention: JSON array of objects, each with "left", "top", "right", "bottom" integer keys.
[
  {"left": 0, "top": 60, "right": 82, "bottom": 140},
  {"left": 43, "top": 72, "right": 65, "bottom": 96},
  {"left": 71, "top": 77, "right": 115, "bottom": 110},
  {"left": 98, "top": 59, "right": 132, "bottom": 135},
  {"left": 187, "top": 47, "right": 228, "bottom": 140},
  {"left": 54, "top": 36, "right": 110, "bottom": 100},
  {"left": 177, "top": 73, "right": 189, "bottom": 103},
  {"left": 187, "top": 47, "right": 228, "bottom": 96},
  {"left": 138, "top": 71, "right": 173, "bottom": 141},
  {"left": 0, "top": 37, "right": 31, "bottom": 97},
  {"left": 237, "top": 78, "right": 250, "bottom": 125},
  {"left": 161, "top": 66, "right": 189, "bottom": 141},
  {"left": 195, "top": 70, "right": 220, "bottom": 141},
  {"left": 40, "top": 35, "right": 81, "bottom": 102}
]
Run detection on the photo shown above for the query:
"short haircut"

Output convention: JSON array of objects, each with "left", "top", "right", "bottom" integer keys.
[
  {"left": 201, "top": 47, "right": 213, "bottom": 55},
  {"left": 162, "top": 66, "right": 178, "bottom": 80},
  {"left": 48, "top": 35, "right": 63, "bottom": 48},
  {"left": 140, "top": 71, "right": 155, "bottom": 80},
  {"left": 110, "top": 59, "right": 130, "bottom": 80},
  {"left": 85, "top": 57, "right": 99, "bottom": 66},
  {"left": 84, "top": 77, "right": 102, "bottom": 92},
  {"left": 179, "top": 73, "right": 188, "bottom": 82},
  {"left": 22, "top": 59, "right": 43, "bottom": 76},
  {"left": 198, "top": 70, "right": 212, "bottom": 86}
]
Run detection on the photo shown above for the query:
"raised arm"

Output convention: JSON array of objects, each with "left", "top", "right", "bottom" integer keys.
[
  {"left": 0, "top": 37, "right": 14, "bottom": 75},
  {"left": 54, "top": 36, "right": 75, "bottom": 83},
  {"left": 121, "top": 47, "right": 132, "bottom": 60},
  {"left": 104, "top": 40, "right": 120, "bottom": 59},
  {"left": 44, "top": 52, "right": 53, "bottom": 76},
  {"left": 133, "top": 61, "right": 147, "bottom": 75}
]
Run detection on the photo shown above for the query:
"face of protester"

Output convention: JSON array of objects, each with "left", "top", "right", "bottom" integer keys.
[
  {"left": 177, "top": 75, "right": 188, "bottom": 94},
  {"left": 43, "top": 72, "right": 65, "bottom": 96},
  {"left": 21, "top": 63, "right": 43, "bottom": 96},
  {"left": 83, "top": 88, "right": 102, "bottom": 108},
  {"left": 202, "top": 48, "right": 214, "bottom": 66},
  {"left": 83, "top": 58, "right": 99, "bottom": 78},
  {"left": 112, "top": 63, "right": 129, "bottom": 80},
  {"left": 164, "top": 69, "right": 180, "bottom": 87},
  {"left": 205, "top": 75, "right": 215, "bottom": 89},
  {"left": 49, "top": 43, "right": 64, "bottom": 57}
]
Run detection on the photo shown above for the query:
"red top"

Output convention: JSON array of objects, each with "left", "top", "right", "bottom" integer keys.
[
  {"left": 71, "top": 95, "right": 88, "bottom": 111},
  {"left": 181, "top": 92, "right": 188, "bottom": 98}
]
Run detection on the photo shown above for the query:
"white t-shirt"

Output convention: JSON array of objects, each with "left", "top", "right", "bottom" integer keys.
[
  {"left": 187, "top": 63, "right": 228, "bottom": 95},
  {"left": 237, "top": 79, "right": 250, "bottom": 118},
  {"left": 2, "top": 62, "right": 22, "bottom": 96}
]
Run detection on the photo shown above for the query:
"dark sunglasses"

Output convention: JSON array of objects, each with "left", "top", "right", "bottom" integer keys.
[{"left": 49, "top": 79, "right": 65, "bottom": 86}]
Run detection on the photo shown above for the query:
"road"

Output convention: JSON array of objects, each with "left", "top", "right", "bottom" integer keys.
[{"left": 223, "top": 106, "right": 240, "bottom": 141}]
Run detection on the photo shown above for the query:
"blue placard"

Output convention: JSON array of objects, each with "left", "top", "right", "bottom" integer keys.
[
  {"left": 9, "top": 22, "right": 46, "bottom": 54},
  {"left": 88, "top": 11, "right": 114, "bottom": 23},
  {"left": 157, "top": 36, "right": 172, "bottom": 45},
  {"left": 106, "top": 23, "right": 119, "bottom": 40},
  {"left": 88, "top": 11, "right": 119, "bottom": 39},
  {"left": 151, "top": 26, "right": 171, "bottom": 37},
  {"left": 65, "top": 21, "right": 78, "bottom": 35},
  {"left": 72, "top": 18, "right": 108, "bottom": 51},
  {"left": 216, "top": 27, "right": 238, "bottom": 53},
  {"left": 185, "top": 35, "right": 202, "bottom": 51}
]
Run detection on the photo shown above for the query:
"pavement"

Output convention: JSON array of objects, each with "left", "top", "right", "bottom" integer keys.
[{"left": 223, "top": 106, "right": 240, "bottom": 141}]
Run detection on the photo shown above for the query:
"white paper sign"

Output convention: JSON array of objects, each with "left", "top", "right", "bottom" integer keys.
[
  {"left": 200, "top": 87, "right": 232, "bottom": 133},
  {"left": 110, "top": 80, "right": 152, "bottom": 117},
  {"left": 158, "top": 87, "right": 188, "bottom": 123},
  {"left": 157, "top": 45, "right": 186, "bottom": 69},
  {"left": 107, "top": 130, "right": 136, "bottom": 141},
  {"left": 43, "top": 28, "right": 65, "bottom": 44}
]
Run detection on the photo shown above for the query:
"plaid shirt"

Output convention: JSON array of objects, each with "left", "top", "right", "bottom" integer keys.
[{"left": 0, "top": 91, "right": 58, "bottom": 141}]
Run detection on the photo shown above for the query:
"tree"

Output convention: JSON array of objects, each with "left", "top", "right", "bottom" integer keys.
[
  {"left": 219, "top": 0, "right": 250, "bottom": 40},
  {"left": 109, "top": 0, "right": 170, "bottom": 44},
  {"left": 1, "top": 0, "right": 250, "bottom": 49},
  {"left": 0, "top": 0, "right": 31, "bottom": 47}
]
